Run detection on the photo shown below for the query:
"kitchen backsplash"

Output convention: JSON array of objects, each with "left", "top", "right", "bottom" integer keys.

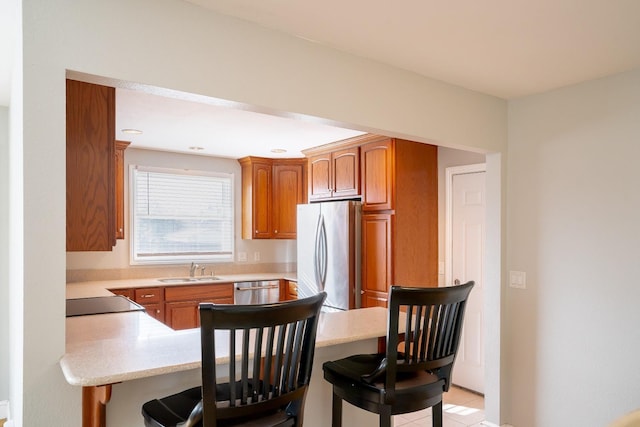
[{"left": 66, "top": 262, "right": 296, "bottom": 283}]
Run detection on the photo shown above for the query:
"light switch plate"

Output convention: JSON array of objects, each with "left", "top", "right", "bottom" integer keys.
[
  {"left": 237, "top": 251, "right": 247, "bottom": 262},
  {"left": 509, "top": 271, "right": 526, "bottom": 289}
]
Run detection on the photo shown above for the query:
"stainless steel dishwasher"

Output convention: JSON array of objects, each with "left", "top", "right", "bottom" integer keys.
[{"left": 234, "top": 280, "right": 280, "bottom": 304}]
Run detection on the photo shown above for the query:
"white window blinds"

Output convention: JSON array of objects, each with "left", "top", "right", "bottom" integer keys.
[{"left": 131, "top": 166, "right": 234, "bottom": 263}]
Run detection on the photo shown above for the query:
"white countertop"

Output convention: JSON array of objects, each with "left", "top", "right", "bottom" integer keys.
[{"left": 61, "top": 278, "right": 387, "bottom": 387}]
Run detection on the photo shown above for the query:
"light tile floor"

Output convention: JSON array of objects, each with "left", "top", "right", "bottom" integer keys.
[{"left": 393, "top": 386, "right": 486, "bottom": 427}]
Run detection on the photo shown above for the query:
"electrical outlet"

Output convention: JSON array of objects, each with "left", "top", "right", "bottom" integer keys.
[
  {"left": 253, "top": 251, "right": 261, "bottom": 262},
  {"left": 237, "top": 252, "right": 247, "bottom": 262},
  {"left": 509, "top": 271, "right": 526, "bottom": 289}
]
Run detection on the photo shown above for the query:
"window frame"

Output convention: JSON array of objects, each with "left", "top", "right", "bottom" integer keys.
[{"left": 129, "top": 164, "right": 235, "bottom": 265}]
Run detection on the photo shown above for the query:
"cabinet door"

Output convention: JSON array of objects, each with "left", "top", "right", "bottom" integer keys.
[
  {"left": 283, "top": 280, "right": 298, "bottom": 301},
  {"left": 272, "top": 163, "right": 305, "bottom": 239},
  {"left": 332, "top": 147, "right": 360, "bottom": 198},
  {"left": 165, "top": 301, "right": 200, "bottom": 330},
  {"left": 66, "top": 79, "right": 116, "bottom": 251},
  {"left": 361, "top": 213, "right": 393, "bottom": 308},
  {"left": 142, "top": 303, "right": 164, "bottom": 323},
  {"left": 361, "top": 139, "right": 394, "bottom": 212},
  {"left": 252, "top": 162, "right": 273, "bottom": 238},
  {"left": 308, "top": 153, "right": 332, "bottom": 200}
]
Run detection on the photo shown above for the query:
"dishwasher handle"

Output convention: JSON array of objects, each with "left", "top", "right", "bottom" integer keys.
[{"left": 235, "top": 284, "right": 280, "bottom": 291}]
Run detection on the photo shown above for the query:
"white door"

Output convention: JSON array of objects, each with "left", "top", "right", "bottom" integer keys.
[{"left": 446, "top": 165, "right": 485, "bottom": 394}]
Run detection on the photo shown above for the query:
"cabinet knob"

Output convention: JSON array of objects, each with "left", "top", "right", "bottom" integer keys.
[
  {"left": 140, "top": 294, "right": 155, "bottom": 298},
  {"left": 156, "top": 309, "right": 160, "bottom": 314},
  {"left": 274, "top": 230, "right": 278, "bottom": 233}
]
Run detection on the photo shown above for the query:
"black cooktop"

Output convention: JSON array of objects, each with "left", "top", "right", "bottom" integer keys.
[{"left": 66, "top": 295, "right": 145, "bottom": 317}]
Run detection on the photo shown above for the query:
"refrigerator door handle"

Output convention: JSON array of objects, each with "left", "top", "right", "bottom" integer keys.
[{"left": 314, "top": 214, "right": 328, "bottom": 290}]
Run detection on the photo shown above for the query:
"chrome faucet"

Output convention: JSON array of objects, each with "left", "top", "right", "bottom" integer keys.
[{"left": 189, "top": 262, "right": 199, "bottom": 277}]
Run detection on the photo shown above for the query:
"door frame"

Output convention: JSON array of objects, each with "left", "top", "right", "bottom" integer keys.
[{"left": 444, "top": 163, "right": 486, "bottom": 288}]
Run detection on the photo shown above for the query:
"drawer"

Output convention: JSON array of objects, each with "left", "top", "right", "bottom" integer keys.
[
  {"left": 134, "top": 287, "right": 163, "bottom": 303},
  {"left": 165, "top": 283, "right": 234, "bottom": 302}
]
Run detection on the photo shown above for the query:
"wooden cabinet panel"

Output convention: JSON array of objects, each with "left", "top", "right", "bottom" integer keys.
[
  {"left": 165, "top": 301, "right": 200, "bottom": 330},
  {"left": 307, "top": 147, "right": 359, "bottom": 200},
  {"left": 239, "top": 157, "right": 306, "bottom": 239},
  {"left": 308, "top": 153, "right": 332, "bottom": 200},
  {"left": 281, "top": 280, "right": 298, "bottom": 301},
  {"left": 134, "top": 287, "right": 163, "bottom": 303},
  {"left": 362, "top": 293, "right": 388, "bottom": 308},
  {"left": 142, "top": 302, "right": 164, "bottom": 322},
  {"left": 165, "top": 283, "right": 233, "bottom": 302},
  {"left": 66, "top": 79, "right": 116, "bottom": 251},
  {"left": 272, "top": 163, "right": 305, "bottom": 239},
  {"left": 252, "top": 161, "right": 273, "bottom": 238},
  {"left": 332, "top": 147, "right": 360, "bottom": 198},
  {"left": 114, "top": 140, "right": 130, "bottom": 240},
  {"left": 361, "top": 139, "right": 394, "bottom": 212},
  {"left": 361, "top": 214, "right": 393, "bottom": 307}
]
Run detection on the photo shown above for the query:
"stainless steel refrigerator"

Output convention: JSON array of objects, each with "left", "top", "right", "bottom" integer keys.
[{"left": 296, "top": 200, "right": 361, "bottom": 312}]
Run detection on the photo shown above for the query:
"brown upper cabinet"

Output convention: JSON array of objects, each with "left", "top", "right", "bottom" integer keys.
[
  {"left": 239, "top": 156, "right": 307, "bottom": 239},
  {"left": 66, "top": 79, "right": 117, "bottom": 251},
  {"left": 307, "top": 146, "right": 360, "bottom": 201},
  {"left": 361, "top": 139, "right": 394, "bottom": 212}
]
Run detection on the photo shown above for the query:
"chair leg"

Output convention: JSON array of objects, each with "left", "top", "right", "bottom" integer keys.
[
  {"left": 380, "top": 406, "right": 392, "bottom": 427},
  {"left": 331, "top": 391, "right": 343, "bottom": 427},
  {"left": 432, "top": 400, "right": 443, "bottom": 427}
]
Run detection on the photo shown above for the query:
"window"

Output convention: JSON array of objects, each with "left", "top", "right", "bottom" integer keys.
[{"left": 130, "top": 165, "right": 234, "bottom": 264}]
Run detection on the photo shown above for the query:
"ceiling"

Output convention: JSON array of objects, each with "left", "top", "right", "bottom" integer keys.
[
  {"left": 4, "top": 0, "right": 640, "bottom": 158},
  {"left": 115, "top": 88, "right": 366, "bottom": 159},
  {"left": 186, "top": 0, "right": 640, "bottom": 99}
]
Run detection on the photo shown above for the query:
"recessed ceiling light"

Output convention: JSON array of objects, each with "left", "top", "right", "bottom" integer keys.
[
  {"left": 270, "top": 148, "right": 287, "bottom": 154},
  {"left": 189, "top": 146, "right": 204, "bottom": 151},
  {"left": 121, "top": 128, "right": 143, "bottom": 135}
]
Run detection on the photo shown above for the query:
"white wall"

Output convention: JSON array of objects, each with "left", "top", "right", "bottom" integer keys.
[
  {"left": 0, "top": 107, "right": 8, "bottom": 402},
  {"left": 66, "top": 148, "right": 296, "bottom": 275},
  {"left": 18, "top": 0, "right": 506, "bottom": 425},
  {"left": 507, "top": 68, "right": 640, "bottom": 426}
]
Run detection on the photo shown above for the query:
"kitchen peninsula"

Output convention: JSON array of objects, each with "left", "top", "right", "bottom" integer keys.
[{"left": 61, "top": 278, "right": 388, "bottom": 427}]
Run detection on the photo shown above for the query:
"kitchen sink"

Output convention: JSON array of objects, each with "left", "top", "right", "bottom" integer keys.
[
  {"left": 192, "top": 276, "right": 222, "bottom": 282},
  {"left": 157, "top": 277, "right": 221, "bottom": 284}
]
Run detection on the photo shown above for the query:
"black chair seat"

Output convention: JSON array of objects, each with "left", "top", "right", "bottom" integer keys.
[
  {"left": 323, "top": 354, "right": 446, "bottom": 415},
  {"left": 142, "top": 381, "right": 296, "bottom": 427},
  {"left": 322, "top": 282, "right": 474, "bottom": 427}
]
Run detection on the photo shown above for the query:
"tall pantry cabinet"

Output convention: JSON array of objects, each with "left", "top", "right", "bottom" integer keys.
[{"left": 359, "top": 138, "right": 438, "bottom": 307}]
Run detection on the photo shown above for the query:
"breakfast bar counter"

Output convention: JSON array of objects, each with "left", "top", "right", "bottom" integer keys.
[{"left": 61, "top": 292, "right": 388, "bottom": 427}]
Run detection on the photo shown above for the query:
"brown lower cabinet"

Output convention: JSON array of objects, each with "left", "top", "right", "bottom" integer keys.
[
  {"left": 281, "top": 280, "right": 298, "bottom": 301},
  {"left": 164, "top": 283, "right": 234, "bottom": 330},
  {"left": 164, "top": 301, "right": 201, "bottom": 330},
  {"left": 109, "top": 283, "right": 234, "bottom": 330}
]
